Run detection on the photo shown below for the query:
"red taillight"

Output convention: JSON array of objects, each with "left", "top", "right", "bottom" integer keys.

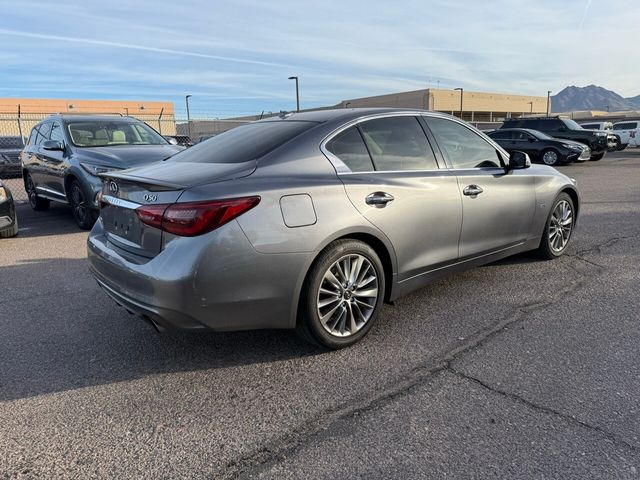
[{"left": 135, "top": 196, "right": 260, "bottom": 237}]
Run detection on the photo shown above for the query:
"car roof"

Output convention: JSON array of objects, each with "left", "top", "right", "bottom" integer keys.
[
  {"left": 45, "top": 114, "right": 141, "bottom": 123},
  {"left": 494, "top": 128, "right": 542, "bottom": 134},
  {"left": 256, "top": 107, "right": 457, "bottom": 125}
]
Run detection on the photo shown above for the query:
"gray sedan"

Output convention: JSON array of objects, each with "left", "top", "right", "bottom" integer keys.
[{"left": 88, "top": 109, "right": 579, "bottom": 348}]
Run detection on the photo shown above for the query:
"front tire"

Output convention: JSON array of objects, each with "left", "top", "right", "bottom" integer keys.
[
  {"left": 541, "top": 149, "right": 561, "bottom": 166},
  {"left": 616, "top": 143, "right": 628, "bottom": 151},
  {"left": 68, "top": 180, "right": 97, "bottom": 230},
  {"left": 0, "top": 217, "right": 18, "bottom": 238},
  {"left": 297, "top": 239, "right": 385, "bottom": 349},
  {"left": 590, "top": 152, "right": 605, "bottom": 161},
  {"left": 536, "top": 193, "right": 575, "bottom": 260}
]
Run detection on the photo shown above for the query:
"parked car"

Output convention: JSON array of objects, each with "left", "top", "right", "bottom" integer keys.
[
  {"left": 579, "top": 121, "right": 621, "bottom": 151},
  {"left": 501, "top": 116, "right": 612, "bottom": 160},
  {"left": 0, "top": 136, "right": 25, "bottom": 178},
  {"left": 196, "top": 134, "right": 217, "bottom": 143},
  {"left": 612, "top": 120, "right": 640, "bottom": 150},
  {"left": 88, "top": 109, "right": 580, "bottom": 349},
  {"left": 487, "top": 128, "right": 591, "bottom": 166},
  {"left": 164, "top": 135, "right": 194, "bottom": 147},
  {"left": 20, "top": 115, "right": 184, "bottom": 229},
  {"left": 0, "top": 180, "right": 18, "bottom": 238}
]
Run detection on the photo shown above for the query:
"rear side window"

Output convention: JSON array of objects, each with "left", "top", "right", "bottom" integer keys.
[
  {"left": 171, "top": 120, "right": 317, "bottom": 164},
  {"left": 358, "top": 116, "right": 438, "bottom": 171},
  {"left": 427, "top": 117, "right": 501, "bottom": 169},
  {"left": 326, "top": 127, "right": 374, "bottom": 172},
  {"left": 581, "top": 123, "right": 598, "bottom": 129},
  {"left": 614, "top": 122, "right": 637, "bottom": 130},
  {"left": 488, "top": 131, "right": 511, "bottom": 140}
]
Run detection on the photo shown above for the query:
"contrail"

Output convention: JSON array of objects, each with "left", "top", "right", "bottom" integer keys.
[
  {"left": 0, "top": 28, "right": 289, "bottom": 68},
  {"left": 579, "top": 0, "right": 592, "bottom": 29}
]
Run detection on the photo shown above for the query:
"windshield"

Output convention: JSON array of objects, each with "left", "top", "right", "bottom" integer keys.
[
  {"left": 0, "top": 136, "right": 25, "bottom": 149},
  {"left": 562, "top": 118, "right": 584, "bottom": 130},
  {"left": 67, "top": 121, "right": 167, "bottom": 147},
  {"left": 170, "top": 120, "right": 318, "bottom": 164}
]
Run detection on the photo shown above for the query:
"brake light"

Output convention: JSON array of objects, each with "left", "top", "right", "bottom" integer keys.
[{"left": 135, "top": 196, "right": 260, "bottom": 237}]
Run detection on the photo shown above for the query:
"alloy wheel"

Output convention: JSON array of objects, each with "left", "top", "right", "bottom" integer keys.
[
  {"left": 27, "top": 176, "right": 38, "bottom": 209},
  {"left": 549, "top": 200, "right": 573, "bottom": 252},
  {"left": 317, "top": 254, "right": 379, "bottom": 337},
  {"left": 543, "top": 150, "right": 559, "bottom": 165}
]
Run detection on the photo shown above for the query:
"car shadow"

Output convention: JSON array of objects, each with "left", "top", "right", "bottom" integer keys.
[{"left": 0, "top": 256, "right": 323, "bottom": 402}]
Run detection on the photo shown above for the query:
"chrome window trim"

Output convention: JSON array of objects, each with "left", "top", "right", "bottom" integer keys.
[{"left": 320, "top": 111, "right": 510, "bottom": 174}]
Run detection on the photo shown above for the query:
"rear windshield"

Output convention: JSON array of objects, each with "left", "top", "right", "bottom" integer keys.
[
  {"left": 170, "top": 120, "right": 317, "bottom": 164},
  {"left": 67, "top": 121, "right": 167, "bottom": 147}
]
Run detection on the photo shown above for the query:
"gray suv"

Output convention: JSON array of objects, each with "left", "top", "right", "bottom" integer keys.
[{"left": 20, "top": 115, "right": 184, "bottom": 229}]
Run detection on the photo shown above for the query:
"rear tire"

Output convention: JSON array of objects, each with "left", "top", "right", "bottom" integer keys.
[
  {"left": 68, "top": 180, "right": 97, "bottom": 230},
  {"left": 296, "top": 239, "right": 385, "bottom": 349},
  {"left": 25, "top": 173, "right": 50, "bottom": 211},
  {"left": 590, "top": 152, "right": 605, "bottom": 161},
  {"left": 0, "top": 217, "right": 18, "bottom": 238},
  {"left": 536, "top": 193, "right": 575, "bottom": 260}
]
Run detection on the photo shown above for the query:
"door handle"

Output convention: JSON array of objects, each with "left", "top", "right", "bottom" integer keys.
[
  {"left": 463, "top": 185, "right": 484, "bottom": 196},
  {"left": 365, "top": 191, "right": 394, "bottom": 208}
]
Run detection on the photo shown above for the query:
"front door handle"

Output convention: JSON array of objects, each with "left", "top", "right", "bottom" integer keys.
[
  {"left": 463, "top": 185, "right": 484, "bottom": 196},
  {"left": 365, "top": 191, "right": 394, "bottom": 208}
]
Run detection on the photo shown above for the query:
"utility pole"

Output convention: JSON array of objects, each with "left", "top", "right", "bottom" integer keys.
[
  {"left": 454, "top": 88, "right": 463, "bottom": 118},
  {"left": 288, "top": 76, "right": 300, "bottom": 112},
  {"left": 185, "top": 95, "right": 192, "bottom": 138},
  {"left": 547, "top": 90, "right": 552, "bottom": 115}
]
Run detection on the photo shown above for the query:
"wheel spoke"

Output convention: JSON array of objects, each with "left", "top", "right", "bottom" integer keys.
[{"left": 317, "top": 253, "right": 379, "bottom": 337}]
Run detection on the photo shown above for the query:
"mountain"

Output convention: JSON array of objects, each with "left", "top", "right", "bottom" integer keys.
[{"left": 551, "top": 85, "right": 640, "bottom": 112}]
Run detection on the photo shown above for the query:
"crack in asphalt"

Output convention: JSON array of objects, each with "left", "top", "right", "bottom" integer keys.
[
  {"left": 448, "top": 368, "right": 640, "bottom": 454},
  {"left": 217, "top": 235, "right": 636, "bottom": 479}
]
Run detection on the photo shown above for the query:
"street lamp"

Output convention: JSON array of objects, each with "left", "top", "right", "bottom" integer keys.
[
  {"left": 546, "top": 90, "right": 552, "bottom": 115},
  {"left": 185, "top": 95, "right": 192, "bottom": 138},
  {"left": 288, "top": 76, "right": 300, "bottom": 112},
  {"left": 454, "top": 87, "right": 463, "bottom": 118},
  {"left": 528, "top": 101, "right": 533, "bottom": 114}
]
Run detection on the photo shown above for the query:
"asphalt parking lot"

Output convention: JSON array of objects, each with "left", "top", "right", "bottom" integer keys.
[{"left": 1, "top": 151, "right": 639, "bottom": 479}]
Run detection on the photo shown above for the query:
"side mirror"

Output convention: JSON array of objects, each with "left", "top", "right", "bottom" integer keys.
[
  {"left": 507, "top": 150, "right": 531, "bottom": 170},
  {"left": 42, "top": 140, "right": 64, "bottom": 151}
]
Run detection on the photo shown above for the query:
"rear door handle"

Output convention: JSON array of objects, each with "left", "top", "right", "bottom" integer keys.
[
  {"left": 365, "top": 191, "right": 394, "bottom": 208},
  {"left": 463, "top": 185, "right": 484, "bottom": 196}
]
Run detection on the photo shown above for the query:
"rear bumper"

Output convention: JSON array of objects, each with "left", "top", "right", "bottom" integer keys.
[{"left": 87, "top": 218, "right": 312, "bottom": 332}]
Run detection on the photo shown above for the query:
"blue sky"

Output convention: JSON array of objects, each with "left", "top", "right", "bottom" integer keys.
[{"left": 0, "top": 0, "right": 637, "bottom": 118}]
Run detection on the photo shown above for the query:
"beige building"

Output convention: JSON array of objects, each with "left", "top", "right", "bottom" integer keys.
[
  {"left": 337, "top": 88, "right": 549, "bottom": 122},
  {"left": 0, "top": 98, "right": 177, "bottom": 138}
]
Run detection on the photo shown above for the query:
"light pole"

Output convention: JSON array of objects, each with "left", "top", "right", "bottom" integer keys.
[
  {"left": 288, "top": 76, "right": 300, "bottom": 112},
  {"left": 185, "top": 95, "right": 192, "bottom": 138},
  {"left": 546, "top": 90, "right": 552, "bottom": 115},
  {"left": 528, "top": 101, "right": 533, "bottom": 114},
  {"left": 454, "top": 87, "right": 463, "bottom": 119}
]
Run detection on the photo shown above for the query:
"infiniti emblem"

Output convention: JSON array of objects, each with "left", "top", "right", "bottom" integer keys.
[{"left": 108, "top": 181, "right": 119, "bottom": 194}]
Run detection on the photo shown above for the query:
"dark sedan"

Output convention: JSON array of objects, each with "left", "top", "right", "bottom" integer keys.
[
  {"left": 488, "top": 128, "right": 591, "bottom": 166},
  {"left": 0, "top": 180, "right": 18, "bottom": 238}
]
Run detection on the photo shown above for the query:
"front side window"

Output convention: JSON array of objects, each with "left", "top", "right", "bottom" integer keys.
[
  {"left": 427, "top": 117, "right": 502, "bottom": 169},
  {"left": 66, "top": 121, "right": 167, "bottom": 147},
  {"left": 613, "top": 122, "right": 636, "bottom": 130},
  {"left": 488, "top": 131, "right": 511, "bottom": 140},
  {"left": 33, "top": 123, "right": 52, "bottom": 147},
  {"left": 49, "top": 122, "right": 65, "bottom": 143},
  {"left": 326, "top": 127, "right": 374, "bottom": 172},
  {"left": 358, "top": 116, "right": 438, "bottom": 171}
]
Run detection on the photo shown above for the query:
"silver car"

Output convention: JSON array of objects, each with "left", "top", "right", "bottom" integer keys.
[{"left": 88, "top": 109, "right": 579, "bottom": 349}]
